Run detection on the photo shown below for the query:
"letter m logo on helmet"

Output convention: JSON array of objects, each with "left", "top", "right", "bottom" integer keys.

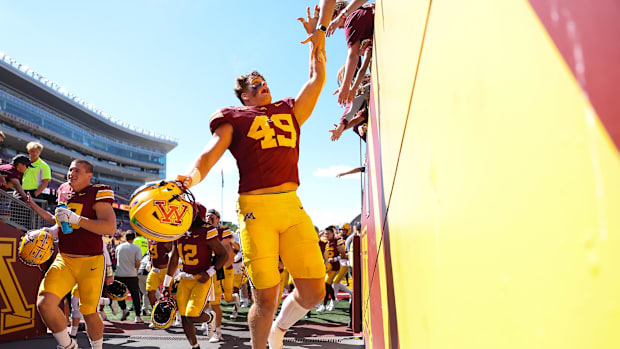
[{"left": 154, "top": 200, "right": 189, "bottom": 225}]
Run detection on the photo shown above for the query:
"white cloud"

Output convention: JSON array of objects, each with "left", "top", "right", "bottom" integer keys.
[{"left": 313, "top": 165, "right": 358, "bottom": 178}]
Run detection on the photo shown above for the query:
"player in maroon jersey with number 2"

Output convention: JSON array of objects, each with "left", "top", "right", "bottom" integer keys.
[{"left": 177, "top": 10, "right": 327, "bottom": 349}]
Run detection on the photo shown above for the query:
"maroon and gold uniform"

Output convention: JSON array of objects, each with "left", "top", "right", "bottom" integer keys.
[
  {"left": 175, "top": 223, "right": 218, "bottom": 317},
  {"left": 146, "top": 240, "right": 171, "bottom": 292},
  {"left": 210, "top": 98, "right": 300, "bottom": 193},
  {"left": 210, "top": 99, "right": 325, "bottom": 289},
  {"left": 325, "top": 237, "right": 345, "bottom": 284},
  {"left": 211, "top": 225, "right": 234, "bottom": 305},
  {"left": 149, "top": 240, "right": 170, "bottom": 267},
  {"left": 39, "top": 184, "right": 114, "bottom": 315}
]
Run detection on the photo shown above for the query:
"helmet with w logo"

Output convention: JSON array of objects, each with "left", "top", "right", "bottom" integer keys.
[{"left": 129, "top": 181, "right": 195, "bottom": 242}]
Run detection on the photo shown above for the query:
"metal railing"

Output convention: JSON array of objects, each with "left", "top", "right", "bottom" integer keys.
[{"left": 0, "top": 190, "right": 50, "bottom": 232}]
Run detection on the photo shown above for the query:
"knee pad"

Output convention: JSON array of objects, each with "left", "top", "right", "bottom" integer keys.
[{"left": 71, "top": 296, "right": 82, "bottom": 318}]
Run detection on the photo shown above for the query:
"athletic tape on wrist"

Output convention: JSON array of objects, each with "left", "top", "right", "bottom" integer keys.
[
  {"left": 188, "top": 168, "right": 201, "bottom": 188},
  {"left": 163, "top": 274, "right": 173, "bottom": 287}
]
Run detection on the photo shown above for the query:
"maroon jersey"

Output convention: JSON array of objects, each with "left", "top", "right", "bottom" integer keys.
[
  {"left": 0, "top": 164, "right": 23, "bottom": 191},
  {"left": 216, "top": 225, "right": 233, "bottom": 241},
  {"left": 59, "top": 184, "right": 114, "bottom": 255},
  {"left": 209, "top": 98, "right": 301, "bottom": 193},
  {"left": 344, "top": 5, "right": 374, "bottom": 48},
  {"left": 148, "top": 240, "right": 170, "bottom": 267},
  {"left": 326, "top": 237, "right": 344, "bottom": 270},
  {"left": 176, "top": 223, "right": 218, "bottom": 275}
]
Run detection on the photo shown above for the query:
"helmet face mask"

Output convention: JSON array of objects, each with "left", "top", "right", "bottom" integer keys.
[
  {"left": 19, "top": 229, "right": 54, "bottom": 266},
  {"left": 103, "top": 280, "right": 129, "bottom": 301},
  {"left": 151, "top": 297, "right": 177, "bottom": 329},
  {"left": 129, "top": 181, "right": 195, "bottom": 242}
]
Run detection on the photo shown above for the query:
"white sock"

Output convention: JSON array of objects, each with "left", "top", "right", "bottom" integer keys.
[
  {"left": 334, "top": 282, "right": 353, "bottom": 295},
  {"left": 233, "top": 293, "right": 240, "bottom": 308},
  {"left": 273, "top": 295, "right": 311, "bottom": 330},
  {"left": 70, "top": 325, "right": 78, "bottom": 336},
  {"left": 89, "top": 337, "right": 103, "bottom": 349},
  {"left": 53, "top": 331, "right": 71, "bottom": 347},
  {"left": 99, "top": 298, "right": 110, "bottom": 306}
]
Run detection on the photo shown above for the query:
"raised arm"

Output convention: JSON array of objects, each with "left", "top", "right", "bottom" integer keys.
[
  {"left": 294, "top": 26, "right": 327, "bottom": 126},
  {"left": 337, "top": 41, "right": 361, "bottom": 105},
  {"left": 301, "top": 0, "right": 336, "bottom": 60},
  {"left": 26, "top": 193, "right": 56, "bottom": 224},
  {"left": 177, "top": 123, "right": 233, "bottom": 188}
]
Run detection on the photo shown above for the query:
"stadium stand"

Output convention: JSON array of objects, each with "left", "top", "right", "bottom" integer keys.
[{"left": 0, "top": 52, "right": 177, "bottom": 228}]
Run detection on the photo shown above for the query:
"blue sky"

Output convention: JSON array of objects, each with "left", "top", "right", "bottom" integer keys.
[{"left": 0, "top": 1, "right": 366, "bottom": 228}]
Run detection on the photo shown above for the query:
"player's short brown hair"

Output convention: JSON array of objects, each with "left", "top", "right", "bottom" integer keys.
[
  {"left": 234, "top": 70, "right": 265, "bottom": 105},
  {"left": 71, "top": 159, "right": 93, "bottom": 173}
]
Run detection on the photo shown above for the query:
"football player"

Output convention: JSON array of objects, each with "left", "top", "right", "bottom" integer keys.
[
  {"left": 204, "top": 208, "right": 238, "bottom": 343},
  {"left": 27, "top": 159, "right": 116, "bottom": 349},
  {"left": 331, "top": 223, "right": 353, "bottom": 302},
  {"left": 146, "top": 239, "right": 173, "bottom": 309},
  {"left": 320, "top": 226, "right": 346, "bottom": 312},
  {"left": 176, "top": 9, "right": 327, "bottom": 348},
  {"left": 162, "top": 203, "right": 228, "bottom": 349}
]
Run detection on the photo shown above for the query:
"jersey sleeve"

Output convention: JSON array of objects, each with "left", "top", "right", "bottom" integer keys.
[
  {"left": 209, "top": 108, "right": 233, "bottom": 134},
  {"left": 221, "top": 227, "right": 233, "bottom": 239},
  {"left": 94, "top": 184, "right": 115, "bottom": 203},
  {"left": 203, "top": 224, "right": 219, "bottom": 240}
]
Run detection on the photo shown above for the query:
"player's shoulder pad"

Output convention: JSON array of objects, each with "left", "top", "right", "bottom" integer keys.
[
  {"left": 93, "top": 184, "right": 114, "bottom": 201},
  {"left": 202, "top": 223, "right": 218, "bottom": 239}
]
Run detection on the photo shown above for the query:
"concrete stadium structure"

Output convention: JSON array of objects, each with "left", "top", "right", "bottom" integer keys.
[{"left": 0, "top": 52, "right": 177, "bottom": 205}]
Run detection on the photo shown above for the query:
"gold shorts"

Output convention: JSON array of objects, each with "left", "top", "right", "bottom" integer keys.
[
  {"left": 39, "top": 253, "right": 105, "bottom": 315},
  {"left": 210, "top": 268, "right": 234, "bottom": 304},
  {"left": 333, "top": 265, "right": 348, "bottom": 284},
  {"left": 176, "top": 277, "right": 214, "bottom": 317},
  {"left": 146, "top": 268, "right": 168, "bottom": 292},
  {"left": 237, "top": 192, "right": 325, "bottom": 289}
]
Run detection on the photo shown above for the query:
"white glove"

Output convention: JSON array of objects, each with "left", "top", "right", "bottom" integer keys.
[
  {"left": 232, "top": 261, "right": 243, "bottom": 274},
  {"left": 55, "top": 207, "right": 81, "bottom": 225},
  {"left": 206, "top": 266, "right": 216, "bottom": 278},
  {"left": 151, "top": 267, "right": 160, "bottom": 274},
  {"left": 42, "top": 225, "right": 60, "bottom": 239},
  {"left": 174, "top": 272, "right": 194, "bottom": 281}
]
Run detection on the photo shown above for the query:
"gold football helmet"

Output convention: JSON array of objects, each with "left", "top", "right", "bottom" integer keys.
[
  {"left": 18, "top": 229, "right": 54, "bottom": 266},
  {"left": 103, "top": 280, "right": 129, "bottom": 301},
  {"left": 151, "top": 296, "right": 177, "bottom": 329},
  {"left": 129, "top": 181, "right": 195, "bottom": 242}
]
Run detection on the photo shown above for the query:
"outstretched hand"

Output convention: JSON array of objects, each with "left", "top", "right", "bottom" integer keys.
[
  {"left": 326, "top": 12, "right": 346, "bottom": 37},
  {"left": 299, "top": 5, "right": 326, "bottom": 62},
  {"left": 297, "top": 5, "right": 319, "bottom": 34},
  {"left": 337, "top": 86, "right": 354, "bottom": 106},
  {"left": 329, "top": 123, "right": 345, "bottom": 141}
]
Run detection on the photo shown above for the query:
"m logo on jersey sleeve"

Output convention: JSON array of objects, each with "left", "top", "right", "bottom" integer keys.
[{"left": 154, "top": 200, "right": 189, "bottom": 225}]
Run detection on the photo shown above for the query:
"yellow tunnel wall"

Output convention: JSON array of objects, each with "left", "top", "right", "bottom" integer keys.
[{"left": 363, "top": 0, "right": 620, "bottom": 348}]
